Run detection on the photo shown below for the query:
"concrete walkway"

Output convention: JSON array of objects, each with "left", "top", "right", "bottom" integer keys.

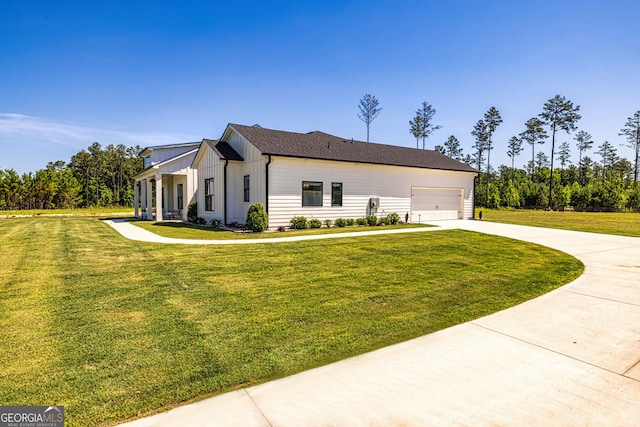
[
  {"left": 103, "top": 219, "right": 445, "bottom": 244},
  {"left": 117, "top": 220, "right": 640, "bottom": 426}
]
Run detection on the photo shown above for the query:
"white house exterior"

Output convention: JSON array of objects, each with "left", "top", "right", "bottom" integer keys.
[
  {"left": 192, "top": 124, "right": 478, "bottom": 228},
  {"left": 133, "top": 142, "right": 200, "bottom": 221}
]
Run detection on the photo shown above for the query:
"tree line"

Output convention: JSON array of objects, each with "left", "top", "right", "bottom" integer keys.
[
  {"left": 358, "top": 93, "right": 640, "bottom": 211},
  {"left": 0, "top": 142, "right": 142, "bottom": 210},
  {"left": 463, "top": 98, "right": 640, "bottom": 211}
]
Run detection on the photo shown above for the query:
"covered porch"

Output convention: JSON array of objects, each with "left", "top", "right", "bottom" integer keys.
[{"left": 133, "top": 153, "right": 197, "bottom": 221}]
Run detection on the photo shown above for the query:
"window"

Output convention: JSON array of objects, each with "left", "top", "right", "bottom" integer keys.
[
  {"left": 332, "top": 182, "right": 343, "bottom": 206},
  {"left": 204, "top": 178, "right": 214, "bottom": 211},
  {"left": 144, "top": 155, "right": 151, "bottom": 168},
  {"left": 244, "top": 175, "right": 250, "bottom": 203},
  {"left": 177, "top": 184, "right": 184, "bottom": 210},
  {"left": 302, "top": 181, "right": 323, "bottom": 206}
]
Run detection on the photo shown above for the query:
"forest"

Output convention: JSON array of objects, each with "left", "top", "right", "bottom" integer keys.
[
  {"left": 1, "top": 95, "right": 639, "bottom": 212},
  {"left": 411, "top": 95, "right": 640, "bottom": 211},
  {"left": 0, "top": 142, "right": 142, "bottom": 210}
]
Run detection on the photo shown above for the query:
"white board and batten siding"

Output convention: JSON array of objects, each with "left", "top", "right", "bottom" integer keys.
[
  {"left": 196, "top": 144, "right": 225, "bottom": 222},
  {"left": 267, "top": 157, "right": 475, "bottom": 227},
  {"left": 196, "top": 133, "right": 267, "bottom": 224}
]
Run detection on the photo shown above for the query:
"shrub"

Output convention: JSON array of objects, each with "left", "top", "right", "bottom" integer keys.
[
  {"left": 196, "top": 217, "right": 206, "bottom": 225},
  {"left": 323, "top": 219, "right": 332, "bottom": 228},
  {"left": 346, "top": 218, "right": 356, "bottom": 226},
  {"left": 386, "top": 213, "right": 400, "bottom": 225},
  {"left": 246, "top": 203, "right": 269, "bottom": 232},
  {"left": 277, "top": 225, "right": 286, "bottom": 232},
  {"left": 309, "top": 219, "right": 322, "bottom": 228},
  {"left": 290, "top": 216, "right": 309, "bottom": 229},
  {"left": 334, "top": 218, "right": 347, "bottom": 227},
  {"left": 210, "top": 218, "right": 221, "bottom": 228},
  {"left": 187, "top": 202, "right": 198, "bottom": 223},
  {"left": 365, "top": 215, "right": 378, "bottom": 226},
  {"left": 377, "top": 216, "right": 388, "bottom": 226},
  {"left": 356, "top": 217, "right": 367, "bottom": 226}
]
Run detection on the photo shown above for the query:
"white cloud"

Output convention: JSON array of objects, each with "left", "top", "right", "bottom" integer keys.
[
  {"left": 0, "top": 113, "right": 200, "bottom": 149},
  {"left": 0, "top": 113, "right": 203, "bottom": 173}
]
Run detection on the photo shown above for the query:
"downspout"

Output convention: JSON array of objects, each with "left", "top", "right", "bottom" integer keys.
[
  {"left": 265, "top": 155, "right": 272, "bottom": 215},
  {"left": 473, "top": 173, "right": 478, "bottom": 220},
  {"left": 224, "top": 159, "right": 228, "bottom": 226}
]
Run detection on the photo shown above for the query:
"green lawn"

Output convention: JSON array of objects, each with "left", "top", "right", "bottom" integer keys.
[
  {"left": 0, "top": 207, "right": 133, "bottom": 217},
  {"left": 0, "top": 217, "right": 583, "bottom": 426},
  {"left": 477, "top": 208, "right": 640, "bottom": 237},
  {"left": 128, "top": 219, "right": 430, "bottom": 240}
]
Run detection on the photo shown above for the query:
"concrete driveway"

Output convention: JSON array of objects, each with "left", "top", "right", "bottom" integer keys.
[{"left": 118, "top": 220, "right": 640, "bottom": 426}]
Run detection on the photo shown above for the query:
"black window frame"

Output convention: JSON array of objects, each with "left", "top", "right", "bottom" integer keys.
[
  {"left": 177, "top": 183, "right": 184, "bottom": 210},
  {"left": 243, "top": 175, "right": 250, "bottom": 203},
  {"left": 302, "top": 181, "right": 323, "bottom": 207},
  {"left": 204, "top": 178, "right": 214, "bottom": 212},
  {"left": 331, "top": 182, "right": 343, "bottom": 207}
]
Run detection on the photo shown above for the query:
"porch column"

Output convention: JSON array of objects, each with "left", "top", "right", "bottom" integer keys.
[
  {"left": 155, "top": 174, "right": 163, "bottom": 221},
  {"left": 146, "top": 179, "right": 153, "bottom": 220},
  {"left": 134, "top": 181, "right": 139, "bottom": 218}
]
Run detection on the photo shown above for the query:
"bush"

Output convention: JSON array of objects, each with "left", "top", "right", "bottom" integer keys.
[
  {"left": 386, "top": 212, "right": 400, "bottom": 225},
  {"left": 356, "top": 217, "right": 367, "bottom": 226},
  {"left": 290, "top": 216, "right": 309, "bottom": 229},
  {"left": 196, "top": 217, "right": 206, "bottom": 225},
  {"left": 365, "top": 215, "right": 377, "bottom": 226},
  {"left": 309, "top": 219, "right": 322, "bottom": 228},
  {"left": 334, "top": 218, "right": 347, "bottom": 227},
  {"left": 323, "top": 219, "right": 332, "bottom": 228},
  {"left": 377, "top": 216, "right": 388, "bottom": 226},
  {"left": 245, "top": 203, "right": 269, "bottom": 232},
  {"left": 210, "top": 218, "right": 221, "bottom": 228},
  {"left": 187, "top": 202, "right": 198, "bottom": 223},
  {"left": 277, "top": 225, "right": 286, "bottom": 232},
  {"left": 346, "top": 218, "right": 356, "bottom": 226}
]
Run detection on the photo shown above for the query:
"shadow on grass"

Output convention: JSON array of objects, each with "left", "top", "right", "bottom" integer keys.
[{"left": 126, "top": 218, "right": 238, "bottom": 234}]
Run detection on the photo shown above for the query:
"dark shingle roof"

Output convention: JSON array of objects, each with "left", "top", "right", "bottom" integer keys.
[
  {"left": 228, "top": 124, "right": 477, "bottom": 173},
  {"left": 203, "top": 138, "right": 244, "bottom": 161}
]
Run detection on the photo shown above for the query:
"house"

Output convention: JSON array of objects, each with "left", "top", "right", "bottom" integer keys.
[
  {"left": 133, "top": 142, "right": 200, "bottom": 221},
  {"left": 191, "top": 123, "right": 478, "bottom": 227}
]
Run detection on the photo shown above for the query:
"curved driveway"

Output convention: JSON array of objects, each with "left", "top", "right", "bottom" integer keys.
[{"left": 116, "top": 219, "right": 640, "bottom": 426}]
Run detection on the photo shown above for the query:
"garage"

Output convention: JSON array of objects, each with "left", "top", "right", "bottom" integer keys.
[{"left": 411, "top": 187, "right": 463, "bottom": 221}]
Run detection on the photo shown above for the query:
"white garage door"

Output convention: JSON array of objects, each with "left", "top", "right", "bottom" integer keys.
[{"left": 411, "top": 187, "right": 463, "bottom": 221}]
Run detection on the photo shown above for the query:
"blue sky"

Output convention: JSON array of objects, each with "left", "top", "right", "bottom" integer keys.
[{"left": 1, "top": 0, "right": 639, "bottom": 174}]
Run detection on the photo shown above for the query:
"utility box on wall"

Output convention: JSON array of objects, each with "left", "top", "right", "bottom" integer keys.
[{"left": 367, "top": 197, "right": 379, "bottom": 217}]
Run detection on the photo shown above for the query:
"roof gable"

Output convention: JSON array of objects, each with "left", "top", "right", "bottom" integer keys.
[
  {"left": 227, "top": 124, "right": 477, "bottom": 173},
  {"left": 191, "top": 138, "right": 244, "bottom": 168}
]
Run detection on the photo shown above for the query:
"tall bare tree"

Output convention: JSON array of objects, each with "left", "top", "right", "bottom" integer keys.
[
  {"left": 539, "top": 94, "right": 581, "bottom": 208},
  {"left": 483, "top": 106, "right": 503, "bottom": 179},
  {"left": 619, "top": 110, "right": 640, "bottom": 185},
  {"left": 520, "top": 117, "right": 548, "bottom": 175},
  {"left": 471, "top": 120, "right": 488, "bottom": 173},
  {"left": 357, "top": 94, "right": 382, "bottom": 142},
  {"left": 415, "top": 101, "right": 441, "bottom": 149},
  {"left": 507, "top": 135, "right": 523, "bottom": 170},
  {"left": 556, "top": 141, "right": 572, "bottom": 169},
  {"left": 443, "top": 135, "right": 463, "bottom": 160},
  {"left": 574, "top": 130, "right": 593, "bottom": 185},
  {"left": 471, "top": 120, "right": 487, "bottom": 172},
  {"left": 409, "top": 115, "right": 423, "bottom": 149}
]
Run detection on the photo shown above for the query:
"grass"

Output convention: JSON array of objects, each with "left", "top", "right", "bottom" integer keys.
[
  {"left": 0, "top": 207, "right": 133, "bottom": 217},
  {"left": 128, "top": 219, "right": 430, "bottom": 240},
  {"left": 0, "top": 217, "right": 583, "bottom": 426},
  {"left": 477, "top": 208, "right": 640, "bottom": 237}
]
